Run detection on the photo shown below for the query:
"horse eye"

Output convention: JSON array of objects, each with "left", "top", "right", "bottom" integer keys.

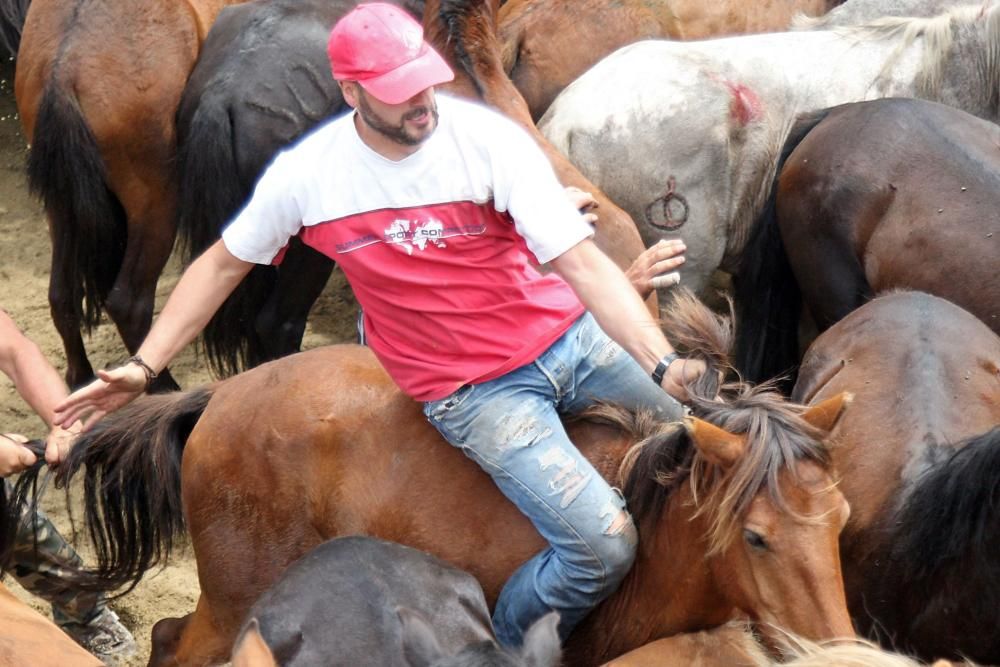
[{"left": 744, "top": 529, "right": 768, "bottom": 551}]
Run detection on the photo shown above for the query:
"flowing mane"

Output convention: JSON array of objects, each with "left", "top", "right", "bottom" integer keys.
[
  {"left": 581, "top": 290, "right": 834, "bottom": 556},
  {"left": 618, "top": 385, "right": 831, "bottom": 555}
]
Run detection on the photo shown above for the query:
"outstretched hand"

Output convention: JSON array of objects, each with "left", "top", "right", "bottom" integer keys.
[
  {"left": 626, "top": 239, "right": 686, "bottom": 299},
  {"left": 50, "top": 364, "right": 148, "bottom": 462}
]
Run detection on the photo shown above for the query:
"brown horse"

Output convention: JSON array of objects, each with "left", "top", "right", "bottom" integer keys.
[
  {"left": 35, "top": 292, "right": 854, "bottom": 665},
  {"left": 0, "top": 581, "right": 103, "bottom": 666},
  {"left": 498, "top": 0, "right": 842, "bottom": 121},
  {"left": 735, "top": 98, "right": 1000, "bottom": 386},
  {"left": 793, "top": 291, "right": 1000, "bottom": 664},
  {"left": 14, "top": 0, "right": 248, "bottom": 390}
]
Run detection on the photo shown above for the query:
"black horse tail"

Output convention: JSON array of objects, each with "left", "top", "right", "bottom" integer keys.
[
  {"left": 8, "top": 388, "right": 214, "bottom": 594},
  {"left": 0, "top": 440, "right": 46, "bottom": 571},
  {"left": 27, "top": 78, "right": 126, "bottom": 332},
  {"left": 886, "top": 427, "right": 1000, "bottom": 622},
  {"left": 175, "top": 93, "right": 277, "bottom": 377},
  {"left": 732, "top": 108, "right": 832, "bottom": 388},
  {"left": 0, "top": 0, "right": 29, "bottom": 57}
]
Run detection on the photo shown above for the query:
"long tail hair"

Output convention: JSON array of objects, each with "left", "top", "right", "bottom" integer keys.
[
  {"left": 8, "top": 389, "right": 213, "bottom": 594},
  {"left": 175, "top": 90, "right": 281, "bottom": 377},
  {"left": 0, "top": 0, "right": 29, "bottom": 57},
  {"left": 883, "top": 427, "right": 1000, "bottom": 620},
  {"left": 28, "top": 79, "right": 127, "bottom": 331},
  {"left": 732, "top": 108, "right": 832, "bottom": 387}
]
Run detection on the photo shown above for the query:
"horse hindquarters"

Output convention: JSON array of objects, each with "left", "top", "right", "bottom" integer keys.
[{"left": 23, "top": 80, "right": 127, "bottom": 387}]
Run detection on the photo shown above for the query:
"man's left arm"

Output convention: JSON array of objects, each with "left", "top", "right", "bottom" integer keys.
[{"left": 550, "top": 239, "right": 702, "bottom": 403}]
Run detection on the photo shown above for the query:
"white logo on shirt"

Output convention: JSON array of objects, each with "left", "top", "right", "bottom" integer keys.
[{"left": 384, "top": 219, "right": 448, "bottom": 254}]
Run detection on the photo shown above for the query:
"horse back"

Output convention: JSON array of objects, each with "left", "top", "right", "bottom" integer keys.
[
  {"left": 182, "top": 345, "right": 637, "bottom": 624},
  {"left": 778, "top": 98, "right": 1000, "bottom": 333}
]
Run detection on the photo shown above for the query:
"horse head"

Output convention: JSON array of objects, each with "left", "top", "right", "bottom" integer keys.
[
  {"left": 688, "top": 391, "right": 854, "bottom": 644},
  {"left": 585, "top": 291, "right": 854, "bottom": 660}
]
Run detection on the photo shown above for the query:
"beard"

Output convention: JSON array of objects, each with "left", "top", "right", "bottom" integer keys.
[{"left": 356, "top": 92, "right": 439, "bottom": 146}]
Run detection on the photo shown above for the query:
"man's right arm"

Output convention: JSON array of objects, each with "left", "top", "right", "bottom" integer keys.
[{"left": 52, "top": 240, "right": 254, "bottom": 440}]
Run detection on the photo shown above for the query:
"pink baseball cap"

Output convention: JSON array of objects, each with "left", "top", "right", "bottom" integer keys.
[{"left": 328, "top": 3, "right": 455, "bottom": 104}]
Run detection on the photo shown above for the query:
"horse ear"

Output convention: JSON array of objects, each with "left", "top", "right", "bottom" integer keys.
[
  {"left": 398, "top": 607, "right": 446, "bottom": 667},
  {"left": 520, "top": 612, "right": 562, "bottom": 667},
  {"left": 231, "top": 618, "right": 278, "bottom": 667},
  {"left": 802, "top": 392, "right": 853, "bottom": 435},
  {"left": 685, "top": 417, "right": 745, "bottom": 468}
]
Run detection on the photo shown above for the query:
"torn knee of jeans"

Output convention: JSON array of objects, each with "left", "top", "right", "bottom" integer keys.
[
  {"left": 493, "top": 410, "right": 554, "bottom": 454},
  {"left": 539, "top": 446, "right": 592, "bottom": 508},
  {"left": 605, "top": 510, "right": 632, "bottom": 536}
]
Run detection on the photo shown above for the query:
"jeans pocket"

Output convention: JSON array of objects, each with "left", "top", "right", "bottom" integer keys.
[{"left": 425, "top": 383, "right": 476, "bottom": 422}]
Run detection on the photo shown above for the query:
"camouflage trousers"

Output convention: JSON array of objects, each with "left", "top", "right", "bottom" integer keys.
[{"left": 7, "top": 482, "right": 106, "bottom": 626}]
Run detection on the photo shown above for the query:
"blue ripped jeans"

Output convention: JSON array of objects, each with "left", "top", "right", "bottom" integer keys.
[{"left": 423, "top": 313, "right": 683, "bottom": 646}]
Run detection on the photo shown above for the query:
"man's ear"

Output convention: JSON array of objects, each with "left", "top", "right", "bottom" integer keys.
[{"left": 340, "top": 80, "right": 360, "bottom": 109}]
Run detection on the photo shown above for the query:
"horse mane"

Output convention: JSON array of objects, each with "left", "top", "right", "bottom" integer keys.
[
  {"left": 887, "top": 427, "right": 1000, "bottom": 587},
  {"left": 589, "top": 289, "right": 834, "bottom": 555},
  {"left": 431, "top": 0, "right": 505, "bottom": 100},
  {"left": 832, "top": 3, "right": 1000, "bottom": 103}
]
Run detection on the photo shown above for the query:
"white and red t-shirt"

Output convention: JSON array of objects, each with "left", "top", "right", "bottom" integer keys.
[{"left": 222, "top": 95, "right": 594, "bottom": 401}]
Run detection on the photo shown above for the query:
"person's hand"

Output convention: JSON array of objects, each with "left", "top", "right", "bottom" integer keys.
[
  {"left": 565, "top": 186, "right": 598, "bottom": 225},
  {"left": 52, "top": 363, "right": 148, "bottom": 434},
  {"left": 0, "top": 433, "right": 37, "bottom": 476},
  {"left": 660, "top": 356, "right": 708, "bottom": 405},
  {"left": 44, "top": 420, "right": 83, "bottom": 466},
  {"left": 626, "top": 239, "right": 686, "bottom": 299}
]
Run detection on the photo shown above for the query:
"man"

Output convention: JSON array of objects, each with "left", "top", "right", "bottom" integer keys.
[
  {"left": 0, "top": 308, "right": 137, "bottom": 661},
  {"left": 55, "top": 3, "right": 705, "bottom": 647}
]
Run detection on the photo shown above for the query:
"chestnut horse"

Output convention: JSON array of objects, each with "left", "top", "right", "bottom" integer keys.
[
  {"left": 30, "top": 292, "right": 854, "bottom": 665},
  {"left": 734, "top": 98, "right": 1000, "bottom": 385},
  {"left": 176, "top": 0, "right": 651, "bottom": 375},
  {"left": 793, "top": 291, "right": 1000, "bottom": 664},
  {"left": 14, "top": 0, "right": 249, "bottom": 390},
  {"left": 497, "top": 0, "right": 842, "bottom": 121}
]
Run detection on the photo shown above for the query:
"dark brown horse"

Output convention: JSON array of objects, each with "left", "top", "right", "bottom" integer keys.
[
  {"left": 498, "top": 0, "right": 843, "bottom": 121},
  {"left": 14, "top": 0, "right": 249, "bottom": 390},
  {"left": 176, "top": 0, "right": 652, "bottom": 376},
  {"left": 735, "top": 98, "right": 1000, "bottom": 386},
  {"left": 29, "top": 292, "right": 854, "bottom": 665},
  {"left": 793, "top": 291, "right": 1000, "bottom": 663}
]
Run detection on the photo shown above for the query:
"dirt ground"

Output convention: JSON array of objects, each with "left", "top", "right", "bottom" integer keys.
[{"left": 0, "top": 57, "right": 358, "bottom": 664}]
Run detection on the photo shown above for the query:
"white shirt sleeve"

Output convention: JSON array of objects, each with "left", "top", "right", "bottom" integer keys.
[
  {"left": 221, "top": 151, "right": 305, "bottom": 264},
  {"left": 486, "top": 113, "right": 595, "bottom": 265}
]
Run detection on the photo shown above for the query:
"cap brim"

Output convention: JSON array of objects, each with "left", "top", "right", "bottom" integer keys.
[{"left": 359, "top": 44, "right": 455, "bottom": 104}]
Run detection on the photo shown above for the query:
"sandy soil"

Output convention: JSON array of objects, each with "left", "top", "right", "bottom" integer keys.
[{"left": 0, "top": 56, "right": 358, "bottom": 664}]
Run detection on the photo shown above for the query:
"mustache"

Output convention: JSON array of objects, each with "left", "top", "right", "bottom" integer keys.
[{"left": 404, "top": 106, "right": 435, "bottom": 121}]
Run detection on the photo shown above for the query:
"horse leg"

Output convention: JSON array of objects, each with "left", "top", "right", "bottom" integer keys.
[
  {"left": 152, "top": 597, "right": 230, "bottom": 667},
  {"left": 102, "top": 169, "right": 180, "bottom": 392},
  {"left": 149, "top": 613, "right": 191, "bottom": 667},
  {"left": 255, "top": 239, "right": 335, "bottom": 360},
  {"left": 47, "top": 225, "right": 96, "bottom": 389}
]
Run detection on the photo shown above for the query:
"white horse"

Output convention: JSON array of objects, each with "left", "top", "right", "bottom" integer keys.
[{"left": 539, "top": 3, "right": 1000, "bottom": 297}]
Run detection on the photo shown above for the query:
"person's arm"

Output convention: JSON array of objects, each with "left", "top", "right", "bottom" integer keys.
[
  {"left": 0, "top": 309, "right": 72, "bottom": 425},
  {"left": 550, "top": 238, "right": 703, "bottom": 403},
  {"left": 52, "top": 241, "right": 254, "bottom": 441}
]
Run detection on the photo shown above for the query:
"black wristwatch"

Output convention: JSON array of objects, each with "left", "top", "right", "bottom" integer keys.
[{"left": 651, "top": 352, "right": 679, "bottom": 387}]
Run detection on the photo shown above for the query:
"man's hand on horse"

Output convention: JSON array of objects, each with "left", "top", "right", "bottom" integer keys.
[
  {"left": 661, "top": 356, "right": 709, "bottom": 405},
  {"left": 627, "top": 239, "right": 686, "bottom": 299},
  {"left": 0, "top": 433, "right": 37, "bottom": 476},
  {"left": 565, "top": 186, "right": 598, "bottom": 226},
  {"left": 52, "top": 363, "right": 149, "bottom": 454}
]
